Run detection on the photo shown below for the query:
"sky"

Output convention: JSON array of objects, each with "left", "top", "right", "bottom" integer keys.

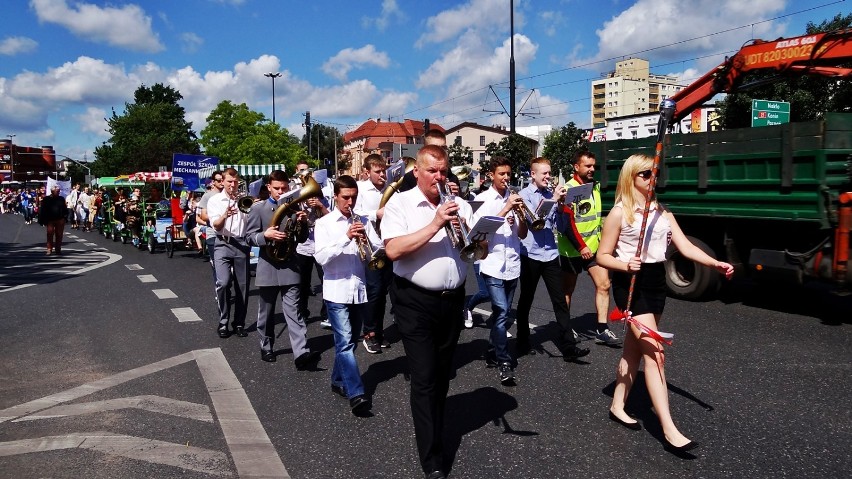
[{"left": 0, "top": 0, "right": 845, "bottom": 163}]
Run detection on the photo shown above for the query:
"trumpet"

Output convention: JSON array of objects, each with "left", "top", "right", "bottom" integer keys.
[
  {"left": 437, "top": 180, "right": 486, "bottom": 262},
  {"left": 508, "top": 184, "right": 546, "bottom": 231},
  {"left": 350, "top": 208, "right": 386, "bottom": 270}
]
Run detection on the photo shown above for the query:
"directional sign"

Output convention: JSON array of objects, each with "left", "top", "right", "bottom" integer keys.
[{"left": 752, "top": 99, "right": 791, "bottom": 127}]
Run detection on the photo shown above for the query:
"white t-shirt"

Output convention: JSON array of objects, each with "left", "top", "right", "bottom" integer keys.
[{"left": 614, "top": 202, "right": 671, "bottom": 264}]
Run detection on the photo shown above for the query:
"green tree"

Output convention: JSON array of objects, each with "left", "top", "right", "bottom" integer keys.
[
  {"left": 301, "top": 123, "right": 344, "bottom": 171},
  {"left": 483, "top": 133, "right": 536, "bottom": 173},
  {"left": 199, "top": 100, "right": 309, "bottom": 169},
  {"left": 92, "top": 83, "right": 200, "bottom": 177},
  {"left": 542, "top": 122, "right": 589, "bottom": 177},
  {"left": 716, "top": 13, "right": 852, "bottom": 128},
  {"left": 447, "top": 143, "right": 473, "bottom": 167}
]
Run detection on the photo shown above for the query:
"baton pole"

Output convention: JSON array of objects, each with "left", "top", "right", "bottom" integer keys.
[{"left": 621, "top": 99, "right": 676, "bottom": 335}]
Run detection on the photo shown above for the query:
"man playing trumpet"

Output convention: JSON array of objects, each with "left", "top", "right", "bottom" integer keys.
[{"left": 314, "top": 175, "right": 382, "bottom": 415}]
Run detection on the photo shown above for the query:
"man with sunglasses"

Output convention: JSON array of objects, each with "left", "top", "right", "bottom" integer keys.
[
  {"left": 197, "top": 170, "right": 225, "bottom": 281},
  {"left": 558, "top": 150, "right": 621, "bottom": 347}
]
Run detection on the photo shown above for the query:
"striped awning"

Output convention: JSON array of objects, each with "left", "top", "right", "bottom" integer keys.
[
  {"left": 198, "top": 164, "right": 287, "bottom": 180},
  {"left": 132, "top": 171, "right": 172, "bottom": 182}
]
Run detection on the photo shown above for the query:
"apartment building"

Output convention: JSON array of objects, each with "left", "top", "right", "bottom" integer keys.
[
  {"left": 444, "top": 122, "right": 538, "bottom": 171},
  {"left": 591, "top": 58, "right": 685, "bottom": 128}
]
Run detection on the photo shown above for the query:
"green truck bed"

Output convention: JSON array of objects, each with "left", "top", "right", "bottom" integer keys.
[{"left": 591, "top": 113, "right": 852, "bottom": 229}]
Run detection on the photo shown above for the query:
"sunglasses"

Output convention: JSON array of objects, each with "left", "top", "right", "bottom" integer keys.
[{"left": 637, "top": 169, "right": 653, "bottom": 180}]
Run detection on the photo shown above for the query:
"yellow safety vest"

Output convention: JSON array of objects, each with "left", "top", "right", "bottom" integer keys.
[{"left": 557, "top": 178, "right": 601, "bottom": 257}]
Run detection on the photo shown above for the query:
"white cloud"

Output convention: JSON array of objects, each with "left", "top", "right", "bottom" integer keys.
[
  {"left": 580, "top": 0, "right": 787, "bottom": 65},
  {"left": 415, "top": 0, "right": 519, "bottom": 48},
  {"left": 8, "top": 56, "right": 137, "bottom": 103},
  {"left": 30, "top": 0, "right": 164, "bottom": 53},
  {"left": 0, "top": 36, "right": 38, "bottom": 55},
  {"left": 539, "top": 11, "right": 564, "bottom": 37},
  {"left": 74, "top": 106, "right": 109, "bottom": 137},
  {"left": 322, "top": 45, "right": 391, "bottom": 82},
  {"left": 361, "top": 0, "right": 406, "bottom": 31},
  {"left": 180, "top": 32, "right": 204, "bottom": 54}
]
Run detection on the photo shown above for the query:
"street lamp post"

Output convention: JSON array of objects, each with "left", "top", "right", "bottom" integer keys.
[
  {"left": 263, "top": 72, "right": 282, "bottom": 124},
  {"left": 6, "top": 134, "right": 16, "bottom": 182}
]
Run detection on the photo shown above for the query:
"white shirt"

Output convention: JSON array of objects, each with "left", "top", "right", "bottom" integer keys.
[
  {"left": 614, "top": 202, "right": 671, "bottom": 264},
  {"left": 353, "top": 179, "right": 384, "bottom": 224},
  {"left": 65, "top": 189, "right": 79, "bottom": 208},
  {"left": 472, "top": 188, "right": 521, "bottom": 280},
  {"left": 314, "top": 209, "right": 382, "bottom": 304},
  {"left": 382, "top": 186, "right": 473, "bottom": 291},
  {"left": 78, "top": 192, "right": 92, "bottom": 210},
  {"left": 207, "top": 191, "right": 247, "bottom": 238}
]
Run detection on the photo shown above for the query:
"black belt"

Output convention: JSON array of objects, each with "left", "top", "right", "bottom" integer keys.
[{"left": 394, "top": 275, "right": 464, "bottom": 298}]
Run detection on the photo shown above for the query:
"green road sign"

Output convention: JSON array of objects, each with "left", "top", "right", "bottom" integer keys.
[{"left": 752, "top": 99, "right": 791, "bottom": 127}]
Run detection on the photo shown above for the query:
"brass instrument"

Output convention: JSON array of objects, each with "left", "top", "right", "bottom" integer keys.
[
  {"left": 350, "top": 208, "right": 386, "bottom": 270},
  {"left": 297, "top": 169, "right": 324, "bottom": 218},
  {"left": 235, "top": 180, "right": 255, "bottom": 213},
  {"left": 509, "top": 185, "right": 546, "bottom": 231},
  {"left": 266, "top": 175, "right": 323, "bottom": 262},
  {"left": 451, "top": 165, "right": 472, "bottom": 198},
  {"left": 376, "top": 158, "right": 416, "bottom": 235},
  {"left": 437, "top": 180, "right": 486, "bottom": 262}
]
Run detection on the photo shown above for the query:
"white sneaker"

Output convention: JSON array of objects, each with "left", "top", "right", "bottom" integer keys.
[
  {"left": 506, "top": 330, "right": 513, "bottom": 338},
  {"left": 464, "top": 309, "right": 473, "bottom": 328}
]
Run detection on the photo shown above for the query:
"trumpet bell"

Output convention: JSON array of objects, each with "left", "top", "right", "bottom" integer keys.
[
  {"left": 238, "top": 196, "right": 255, "bottom": 213},
  {"left": 460, "top": 241, "right": 487, "bottom": 263},
  {"left": 530, "top": 218, "right": 547, "bottom": 231}
]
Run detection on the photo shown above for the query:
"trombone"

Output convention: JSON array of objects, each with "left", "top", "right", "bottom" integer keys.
[{"left": 437, "top": 180, "right": 486, "bottom": 262}]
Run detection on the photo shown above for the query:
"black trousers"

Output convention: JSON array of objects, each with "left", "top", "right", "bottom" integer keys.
[
  {"left": 391, "top": 276, "right": 464, "bottom": 474},
  {"left": 515, "top": 255, "right": 578, "bottom": 350},
  {"left": 363, "top": 260, "right": 393, "bottom": 340}
]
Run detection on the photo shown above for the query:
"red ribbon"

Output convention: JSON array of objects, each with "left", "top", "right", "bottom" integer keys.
[{"left": 610, "top": 307, "right": 674, "bottom": 346}]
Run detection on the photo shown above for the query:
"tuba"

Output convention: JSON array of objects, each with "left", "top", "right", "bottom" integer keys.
[
  {"left": 451, "top": 165, "right": 472, "bottom": 198},
  {"left": 375, "top": 157, "right": 416, "bottom": 235},
  {"left": 266, "top": 175, "right": 323, "bottom": 262}
]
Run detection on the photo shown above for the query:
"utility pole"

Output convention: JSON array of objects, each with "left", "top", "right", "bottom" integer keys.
[
  {"left": 509, "top": 0, "right": 516, "bottom": 134},
  {"left": 305, "top": 111, "right": 311, "bottom": 157},
  {"left": 263, "top": 72, "right": 282, "bottom": 124}
]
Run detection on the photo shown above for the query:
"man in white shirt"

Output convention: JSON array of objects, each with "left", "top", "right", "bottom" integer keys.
[
  {"left": 206, "top": 167, "right": 251, "bottom": 339},
  {"left": 293, "top": 161, "right": 330, "bottom": 326},
  {"left": 354, "top": 154, "right": 391, "bottom": 353},
  {"left": 65, "top": 184, "right": 79, "bottom": 229},
  {"left": 315, "top": 175, "right": 381, "bottom": 415},
  {"left": 471, "top": 157, "right": 527, "bottom": 385},
  {"left": 77, "top": 186, "right": 92, "bottom": 231},
  {"left": 382, "top": 145, "right": 473, "bottom": 479}
]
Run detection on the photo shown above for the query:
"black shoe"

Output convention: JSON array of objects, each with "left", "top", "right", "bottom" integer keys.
[
  {"left": 498, "top": 362, "right": 516, "bottom": 386},
  {"left": 516, "top": 340, "right": 535, "bottom": 356},
  {"left": 362, "top": 335, "right": 382, "bottom": 354},
  {"left": 331, "top": 384, "right": 347, "bottom": 398},
  {"left": 379, "top": 339, "right": 391, "bottom": 349},
  {"left": 218, "top": 327, "right": 230, "bottom": 338},
  {"left": 294, "top": 351, "right": 320, "bottom": 370},
  {"left": 234, "top": 326, "right": 247, "bottom": 337},
  {"left": 484, "top": 348, "right": 499, "bottom": 367},
  {"left": 609, "top": 411, "right": 642, "bottom": 430},
  {"left": 349, "top": 395, "right": 371, "bottom": 415},
  {"left": 664, "top": 439, "right": 700, "bottom": 455},
  {"left": 261, "top": 350, "right": 276, "bottom": 363},
  {"left": 562, "top": 345, "right": 590, "bottom": 361},
  {"left": 425, "top": 471, "right": 445, "bottom": 479}
]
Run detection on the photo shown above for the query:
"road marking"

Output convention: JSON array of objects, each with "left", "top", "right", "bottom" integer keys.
[
  {"left": 84, "top": 242, "right": 98, "bottom": 246},
  {"left": 152, "top": 289, "right": 177, "bottom": 299},
  {"left": 0, "top": 432, "right": 228, "bottom": 476},
  {"left": 67, "top": 235, "right": 78, "bottom": 238},
  {"left": 172, "top": 307, "right": 202, "bottom": 322},
  {"left": 75, "top": 239, "right": 88, "bottom": 243},
  {"left": 471, "top": 307, "right": 538, "bottom": 329},
  {"left": 0, "top": 348, "right": 290, "bottom": 478},
  {"left": 13, "top": 395, "right": 213, "bottom": 423},
  {"left": 137, "top": 274, "right": 157, "bottom": 283},
  {"left": 0, "top": 249, "right": 121, "bottom": 293},
  {"left": 125, "top": 264, "right": 143, "bottom": 270}
]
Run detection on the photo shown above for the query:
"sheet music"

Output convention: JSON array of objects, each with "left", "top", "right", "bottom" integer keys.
[
  {"left": 386, "top": 160, "right": 405, "bottom": 185},
  {"left": 466, "top": 215, "right": 504, "bottom": 241},
  {"left": 535, "top": 199, "right": 556, "bottom": 217},
  {"left": 564, "top": 183, "right": 593, "bottom": 204}
]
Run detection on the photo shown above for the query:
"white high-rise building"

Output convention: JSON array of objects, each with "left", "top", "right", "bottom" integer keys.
[{"left": 591, "top": 58, "right": 685, "bottom": 128}]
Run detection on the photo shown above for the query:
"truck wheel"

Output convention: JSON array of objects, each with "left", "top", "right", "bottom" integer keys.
[{"left": 665, "top": 236, "right": 720, "bottom": 300}]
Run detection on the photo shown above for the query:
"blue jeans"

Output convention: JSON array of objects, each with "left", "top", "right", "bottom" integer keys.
[
  {"left": 466, "top": 263, "right": 491, "bottom": 311},
  {"left": 484, "top": 274, "right": 518, "bottom": 363},
  {"left": 325, "top": 301, "right": 366, "bottom": 399}
]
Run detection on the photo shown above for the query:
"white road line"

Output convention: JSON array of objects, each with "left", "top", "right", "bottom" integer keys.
[
  {"left": 75, "top": 239, "right": 87, "bottom": 243},
  {"left": 471, "top": 307, "right": 538, "bottom": 329},
  {"left": 137, "top": 274, "right": 157, "bottom": 283},
  {"left": 152, "top": 289, "right": 177, "bottom": 299},
  {"left": 67, "top": 235, "right": 78, "bottom": 238},
  {"left": 125, "top": 264, "right": 143, "bottom": 270},
  {"left": 0, "top": 432, "right": 228, "bottom": 476},
  {"left": 84, "top": 242, "right": 98, "bottom": 246},
  {"left": 171, "top": 307, "right": 201, "bottom": 322},
  {"left": 193, "top": 349, "right": 291, "bottom": 478},
  {"left": 12, "top": 395, "right": 212, "bottom": 423}
]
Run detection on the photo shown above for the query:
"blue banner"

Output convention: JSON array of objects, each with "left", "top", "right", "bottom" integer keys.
[{"left": 171, "top": 154, "right": 218, "bottom": 192}]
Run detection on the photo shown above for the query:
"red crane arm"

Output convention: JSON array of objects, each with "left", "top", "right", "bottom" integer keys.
[{"left": 669, "top": 29, "right": 852, "bottom": 122}]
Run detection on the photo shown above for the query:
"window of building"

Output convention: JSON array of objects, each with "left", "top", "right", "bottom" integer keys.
[
  {"left": 454, "top": 135, "right": 462, "bottom": 145},
  {"left": 479, "top": 135, "right": 486, "bottom": 146},
  {"left": 479, "top": 152, "right": 486, "bottom": 162}
]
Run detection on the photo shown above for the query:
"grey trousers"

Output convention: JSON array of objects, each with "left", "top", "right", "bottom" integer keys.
[
  {"left": 256, "top": 285, "right": 309, "bottom": 358},
  {"left": 214, "top": 238, "right": 250, "bottom": 329}
]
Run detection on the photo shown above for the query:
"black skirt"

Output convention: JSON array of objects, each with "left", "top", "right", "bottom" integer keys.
[{"left": 611, "top": 262, "right": 667, "bottom": 316}]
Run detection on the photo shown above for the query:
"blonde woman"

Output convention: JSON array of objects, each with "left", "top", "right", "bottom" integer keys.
[{"left": 596, "top": 154, "right": 733, "bottom": 454}]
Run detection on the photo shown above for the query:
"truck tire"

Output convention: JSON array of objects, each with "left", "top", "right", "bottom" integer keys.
[{"left": 665, "top": 236, "right": 720, "bottom": 300}]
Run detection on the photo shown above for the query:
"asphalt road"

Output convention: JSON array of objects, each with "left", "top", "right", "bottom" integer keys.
[{"left": 0, "top": 213, "right": 850, "bottom": 479}]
